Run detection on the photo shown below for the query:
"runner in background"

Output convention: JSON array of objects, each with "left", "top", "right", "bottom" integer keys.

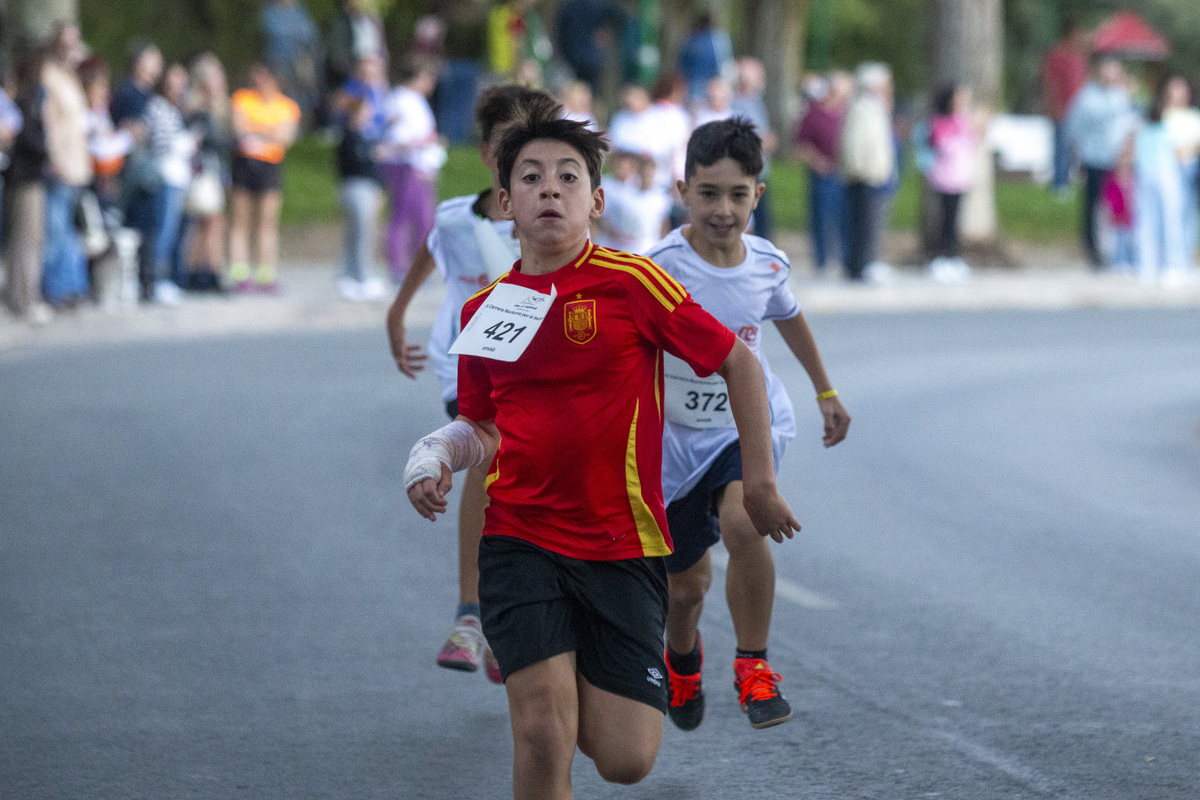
[{"left": 387, "top": 85, "right": 556, "bottom": 684}]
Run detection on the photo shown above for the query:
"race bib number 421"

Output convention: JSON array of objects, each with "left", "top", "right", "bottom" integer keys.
[
  {"left": 450, "top": 283, "right": 557, "bottom": 362},
  {"left": 663, "top": 354, "right": 735, "bottom": 429}
]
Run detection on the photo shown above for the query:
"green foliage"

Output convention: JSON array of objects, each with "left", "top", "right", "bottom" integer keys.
[{"left": 819, "top": 0, "right": 930, "bottom": 93}]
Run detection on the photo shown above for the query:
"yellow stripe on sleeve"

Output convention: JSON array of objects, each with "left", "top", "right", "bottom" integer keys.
[
  {"left": 593, "top": 258, "right": 678, "bottom": 312},
  {"left": 600, "top": 251, "right": 687, "bottom": 304}
]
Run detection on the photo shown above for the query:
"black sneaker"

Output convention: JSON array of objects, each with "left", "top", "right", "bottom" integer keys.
[
  {"left": 733, "top": 657, "right": 793, "bottom": 729},
  {"left": 664, "top": 634, "right": 705, "bottom": 731}
]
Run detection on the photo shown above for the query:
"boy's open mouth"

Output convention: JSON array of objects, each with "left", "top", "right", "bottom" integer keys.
[{"left": 538, "top": 210, "right": 563, "bottom": 219}]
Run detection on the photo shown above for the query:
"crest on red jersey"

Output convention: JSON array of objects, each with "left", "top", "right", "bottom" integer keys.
[{"left": 564, "top": 299, "right": 597, "bottom": 344}]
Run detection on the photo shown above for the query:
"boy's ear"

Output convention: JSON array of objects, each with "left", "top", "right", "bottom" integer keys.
[
  {"left": 675, "top": 179, "right": 689, "bottom": 206},
  {"left": 590, "top": 185, "right": 605, "bottom": 219},
  {"left": 752, "top": 180, "right": 766, "bottom": 209},
  {"left": 497, "top": 188, "right": 516, "bottom": 220}
]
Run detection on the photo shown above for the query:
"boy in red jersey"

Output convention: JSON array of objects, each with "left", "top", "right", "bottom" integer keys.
[{"left": 404, "top": 106, "right": 800, "bottom": 799}]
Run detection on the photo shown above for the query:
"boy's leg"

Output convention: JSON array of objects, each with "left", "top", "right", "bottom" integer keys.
[
  {"left": 576, "top": 674, "right": 663, "bottom": 785},
  {"left": 505, "top": 653, "right": 579, "bottom": 800},
  {"left": 718, "top": 480, "right": 793, "bottom": 729},
  {"left": 436, "top": 463, "right": 502, "bottom": 681},
  {"left": 664, "top": 550, "right": 712, "bottom": 656},
  {"left": 718, "top": 480, "right": 774, "bottom": 652}
]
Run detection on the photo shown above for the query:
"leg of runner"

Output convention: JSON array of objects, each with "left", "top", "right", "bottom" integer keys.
[
  {"left": 663, "top": 552, "right": 711, "bottom": 730},
  {"left": 664, "top": 551, "right": 711, "bottom": 655},
  {"left": 436, "top": 464, "right": 502, "bottom": 681},
  {"left": 718, "top": 480, "right": 793, "bottom": 729},
  {"left": 505, "top": 653, "right": 579, "bottom": 800},
  {"left": 576, "top": 674, "right": 663, "bottom": 785}
]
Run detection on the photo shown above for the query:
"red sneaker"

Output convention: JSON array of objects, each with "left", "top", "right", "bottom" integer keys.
[
  {"left": 664, "top": 633, "right": 705, "bottom": 731},
  {"left": 733, "top": 657, "right": 793, "bottom": 729}
]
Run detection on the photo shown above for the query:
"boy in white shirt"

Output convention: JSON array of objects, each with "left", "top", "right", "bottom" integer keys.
[
  {"left": 645, "top": 117, "right": 851, "bottom": 730},
  {"left": 386, "top": 85, "right": 557, "bottom": 683}
]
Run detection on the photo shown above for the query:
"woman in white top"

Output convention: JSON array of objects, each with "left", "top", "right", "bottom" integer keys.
[
  {"left": 378, "top": 59, "right": 445, "bottom": 285},
  {"left": 142, "top": 63, "right": 197, "bottom": 303},
  {"left": 1162, "top": 76, "right": 1200, "bottom": 266}
]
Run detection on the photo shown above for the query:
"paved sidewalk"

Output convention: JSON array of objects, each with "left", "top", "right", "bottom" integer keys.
[{"left": 3, "top": 248, "right": 1199, "bottom": 357}]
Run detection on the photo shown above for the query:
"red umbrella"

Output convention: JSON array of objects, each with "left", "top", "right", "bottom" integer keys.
[{"left": 1092, "top": 10, "right": 1169, "bottom": 60}]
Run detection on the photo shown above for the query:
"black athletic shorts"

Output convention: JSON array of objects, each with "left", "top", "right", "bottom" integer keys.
[
  {"left": 663, "top": 440, "right": 743, "bottom": 575},
  {"left": 478, "top": 535, "right": 669, "bottom": 712},
  {"left": 231, "top": 155, "right": 282, "bottom": 194},
  {"left": 444, "top": 398, "right": 459, "bottom": 420}
]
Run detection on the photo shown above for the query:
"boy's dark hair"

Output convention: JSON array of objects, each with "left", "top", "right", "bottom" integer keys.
[
  {"left": 495, "top": 104, "right": 608, "bottom": 192},
  {"left": 475, "top": 84, "right": 557, "bottom": 143},
  {"left": 931, "top": 82, "right": 957, "bottom": 117},
  {"left": 684, "top": 117, "right": 764, "bottom": 180}
]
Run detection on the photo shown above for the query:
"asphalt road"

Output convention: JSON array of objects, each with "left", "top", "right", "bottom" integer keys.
[{"left": 3, "top": 309, "right": 1198, "bottom": 799}]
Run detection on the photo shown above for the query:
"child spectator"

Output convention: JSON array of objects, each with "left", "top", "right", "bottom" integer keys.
[
  {"left": 558, "top": 81, "right": 597, "bottom": 130},
  {"left": 228, "top": 64, "right": 301, "bottom": 293},
  {"left": 926, "top": 82, "right": 979, "bottom": 284},
  {"left": 1134, "top": 80, "right": 1189, "bottom": 287},
  {"left": 1102, "top": 138, "right": 1136, "bottom": 274},
  {"left": 184, "top": 53, "right": 234, "bottom": 292},
  {"left": 335, "top": 97, "right": 387, "bottom": 301},
  {"left": 595, "top": 151, "right": 670, "bottom": 255},
  {"left": 79, "top": 57, "right": 133, "bottom": 213},
  {"left": 141, "top": 63, "right": 196, "bottom": 303}
]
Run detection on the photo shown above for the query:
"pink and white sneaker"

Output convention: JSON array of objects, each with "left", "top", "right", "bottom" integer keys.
[{"left": 436, "top": 615, "right": 486, "bottom": 672}]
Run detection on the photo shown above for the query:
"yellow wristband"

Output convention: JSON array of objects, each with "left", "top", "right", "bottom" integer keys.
[{"left": 816, "top": 389, "right": 839, "bottom": 402}]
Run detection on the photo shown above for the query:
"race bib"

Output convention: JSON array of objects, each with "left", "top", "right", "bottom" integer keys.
[
  {"left": 663, "top": 354, "right": 735, "bottom": 428},
  {"left": 450, "top": 283, "right": 557, "bottom": 362}
]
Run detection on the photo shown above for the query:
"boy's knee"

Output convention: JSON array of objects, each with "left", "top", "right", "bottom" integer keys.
[
  {"left": 668, "top": 566, "right": 711, "bottom": 609},
  {"left": 593, "top": 746, "right": 657, "bottom": 785},
  {"left": 512, "top": 705, "right": 575, "bottom": 764}
]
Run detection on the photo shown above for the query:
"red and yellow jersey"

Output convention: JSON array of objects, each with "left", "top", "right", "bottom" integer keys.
[
  {"left": 458, "top": 241, "right": 737, "bottom": 561},
  {"left": 231, "top": 88, "right": 300, "bottom": 164}
]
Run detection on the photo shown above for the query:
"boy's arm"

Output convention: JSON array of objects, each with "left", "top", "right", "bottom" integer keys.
[
  {"left": 774, "top": 314, "right": 851, "bottom": 447},
  {"left": 385, "top": 242, "right": 437, "bottom": 377},
  {"left": 406, "top": 417, "right": 499, "bottom": 521},
  {"left": 716, "top": 339, "right": 802, "bottom": 543}
]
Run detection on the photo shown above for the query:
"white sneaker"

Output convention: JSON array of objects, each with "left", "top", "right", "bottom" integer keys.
[
  {"left": 436, "top": 615, "right": 487, "bottom": 672},
  {"left": 26, "top": 303, "right": 54, "bottom": 326},
  {"left": 950, "top": 257, "right": 972, "bottom": 282},
  {"left": 359, "top": 276, "right": 388, "bottom": 301},
  {"left": 929, "top": 257, "right": 955, "bottom": 284},
  {"left": 337, "top": 276, "right": 365, "bottom": 301},
  {"left": 153, "top": 280, "right": 183, "bottom": 305},
  {"left": 864, "top": 261, "right": 896, "bottom": 285}
]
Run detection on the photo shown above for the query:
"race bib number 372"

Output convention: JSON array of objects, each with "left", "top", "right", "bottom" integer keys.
[
  {"left": 663, "top": 354, "right": 735, "bottom": 429},
  {"left": 450, "top": 283, "right": 557, "bottom": 362}
]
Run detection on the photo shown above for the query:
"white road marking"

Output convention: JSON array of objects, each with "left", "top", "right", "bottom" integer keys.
[{"left": 709, "top": 550, "right": 840, "bottom": 610}]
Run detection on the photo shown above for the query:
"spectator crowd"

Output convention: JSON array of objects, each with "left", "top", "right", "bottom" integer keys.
[{"left": 4, "top": 6, "right": 1199, "bottom": 328}]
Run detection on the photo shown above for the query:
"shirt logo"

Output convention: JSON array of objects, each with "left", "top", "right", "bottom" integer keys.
[
  {"left": 564, "top": 298, "right": 597, "bottom": 344},
  {"left": 737, "top": 325, "right": 759, "bottom": 345},
  {"left": 769, "top": 262, "right": 782, "bottom": 273},
  {"left": 646, "top": 668, "right": 663, "bottom": 687}
]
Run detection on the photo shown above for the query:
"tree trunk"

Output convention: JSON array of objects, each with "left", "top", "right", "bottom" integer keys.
[
  {"left": 922, "top": 0, "right": 1005, "bottom": 257},
  {"left": 743, "top": 0, "right": 806, "bottom": 137},
  {"left": 8, "top": 0, "right": 76, "bottom": 48}
]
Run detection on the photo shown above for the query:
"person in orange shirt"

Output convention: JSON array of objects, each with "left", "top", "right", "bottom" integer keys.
[{"left": 228, "top": 63, "right": 300, "bottom": 292}]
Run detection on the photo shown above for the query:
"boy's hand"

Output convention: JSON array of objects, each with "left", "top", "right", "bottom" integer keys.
[
  {"left": 819, "top": 396, "right": 851, "bottom": 447},
  {"left": 387, "top": 321, "right": 428, "bottom": 378},
  {"left": 742, "top": 480, "right": 802, "bottom": 543},
  {"left": 408, "top": 464, "right": 452, "bottom": 521}
]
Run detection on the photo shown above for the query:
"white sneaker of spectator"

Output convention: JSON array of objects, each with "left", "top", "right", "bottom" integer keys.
[
  {"left": 929, "top": 257, "right": 970, "bottom": 285},
  {"left": 153, "top": 280, "right": 183, "bottom": 305},
  {"left": 338, "top": 276, "right": 365, "bottom": 302},
  {"left": 864, "top": 261, "right": 896, "bottom": 285},
  {"left": 359, "top": 276, "right": 388, "bottom": 301}
]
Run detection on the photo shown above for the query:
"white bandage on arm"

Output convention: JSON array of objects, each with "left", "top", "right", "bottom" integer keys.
[{"left": 403, "top": 420, "right": 487, "bottom": 491}]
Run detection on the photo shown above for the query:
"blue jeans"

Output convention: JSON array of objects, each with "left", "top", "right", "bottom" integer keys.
[
  {"left": 845, "top": 181, "right": 886, "bottom": 281},
  {"left": 1052, "top": 121, "right": 1072, "bottom": 192},
  {"left": 42, "top": 180, "right": 88, "bottom": 303},
  {"left": 432, "top": 59, "right": 480, "bottom": 144},
  {"left": 151, "top": 184, "right": 186, "bottom": 285},
  {"left": 809, "top": 170, "right": 848, "bottom": 271}
]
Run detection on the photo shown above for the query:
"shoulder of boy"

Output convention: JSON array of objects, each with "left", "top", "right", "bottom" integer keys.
[{"left": 746, "top": 234, "right": 791, "bottom": 274}]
